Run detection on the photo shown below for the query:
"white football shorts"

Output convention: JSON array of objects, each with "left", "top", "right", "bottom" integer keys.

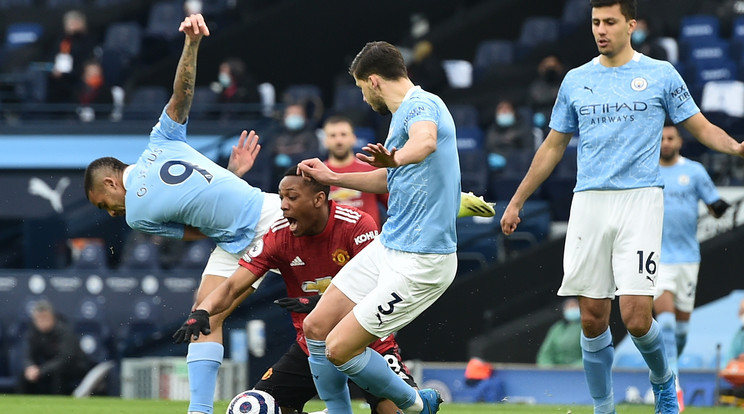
[
  {"left": 558, "top": 187, "right": 663, "bottom": 299},
  {"left": 654, "top": 262, "right": 700, "bottom": 312},
  {"left": 202, "top": 193, "right": 282, "bottom": 289},
  {"left": 331, "top": 237, "right": 457, "bottom": 338}
]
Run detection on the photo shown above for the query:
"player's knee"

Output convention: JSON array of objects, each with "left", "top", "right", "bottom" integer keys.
[
  {"left": 623, "top": 314, "right": 652, "bottom": 336},
  {"left": 324, "top": 338, "right": 350, "bottom": 366},
  {"left": 302, "top": 313, "right": 325, "bottom": 341}
]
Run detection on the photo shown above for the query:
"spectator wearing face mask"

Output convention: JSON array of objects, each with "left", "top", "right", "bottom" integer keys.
[
  {"left": 210, "top": 57, "right": 260, "bottom": 120},
  {"left": 46, "top": 10, "right": 96, "bottom": 104},
  {"left": 270, "top": 103, "right": 320, "bottom": 171},
  {"left": 485, "top": 99, "right": 533, "bottom": 169},
  {"left": 536, "top": 298, "right": 583, "bottom": 367},
  {"left": 75, "top": 59, "right": 113, "bottom": 122},
  {"left": 632, "top": 18, "right": 668, "bottom": 61},
  {"left": 526, "top": 55, "right": 564, "bottom": 131}
]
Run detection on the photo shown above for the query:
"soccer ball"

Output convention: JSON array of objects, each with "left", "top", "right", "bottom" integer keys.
[{"left": 226, "top": 389, "right": 280, "bottom": 414}]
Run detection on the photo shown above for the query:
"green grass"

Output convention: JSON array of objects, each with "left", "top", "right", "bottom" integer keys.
[{"left": 0, "top": 395, "right": 740, "bottom": 414}]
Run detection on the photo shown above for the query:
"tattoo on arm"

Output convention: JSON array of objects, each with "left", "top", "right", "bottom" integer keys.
[{"left": 168, "top": 40, "right": 200, "bottom": 123}]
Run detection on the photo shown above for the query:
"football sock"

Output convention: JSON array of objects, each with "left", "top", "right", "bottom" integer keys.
[
  {"left": 657, "top": 312, "right": 678, "bottom": 376},
  {"left": 187, "top": 342, "right": 223, "bottom": 414},
  {"left": 336, "top": 348, "right": 419, "bottom": 411},
  {"left": 676, "top": 320, "right": 689, "bottom": 356},
  {"left": 581, "top": 327, "right": 615, "bottom": 414},
  {"left": 631, "top": 319, "right": 673, "bottom": 384},
  {"left": 306, "top": 338, "right": 353, "bottom": 413}
]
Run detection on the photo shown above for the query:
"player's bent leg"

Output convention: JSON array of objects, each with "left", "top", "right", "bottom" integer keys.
[
  {"left": 329, "top": 314, "right": 424, "bottom": 414},
  {"left": 303, "top": 284, "right": 358, "bottom": 414},
  {"left": 360, "top": 348, "right": 418, "bottom": 414}
]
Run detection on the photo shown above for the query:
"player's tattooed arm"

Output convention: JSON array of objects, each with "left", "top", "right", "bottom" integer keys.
[{"left": 167, "top": 14, "right": 210, "bottom": 124}]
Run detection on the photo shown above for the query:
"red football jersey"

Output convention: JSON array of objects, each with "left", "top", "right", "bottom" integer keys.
[
  {"left": 238, "top": 201, "right": 397, "bottom": 355},
  {"left": 324, "top": 159, "right": 389, "bottom": 229}
]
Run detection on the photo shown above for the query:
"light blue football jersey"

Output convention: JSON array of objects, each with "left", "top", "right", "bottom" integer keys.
[
  {"left": 379, "top": 86, "right": 461, "bottom": 254},
  {"left": 124, "top": 107, "right": 265, "bottom": 254},
  {"left": 550, "top": 52, "right": 700, "bottom": 191},
  {"left": 660, "top": 157, "right": 720, "bottom": 263}
]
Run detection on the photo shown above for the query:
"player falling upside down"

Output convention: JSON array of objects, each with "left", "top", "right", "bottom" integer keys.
[
  {"left": 174, "top": 168, "right": 417, "bottom": 414},
  {"left": 83, "top": 15, "right": 284, "bottom": 414}
]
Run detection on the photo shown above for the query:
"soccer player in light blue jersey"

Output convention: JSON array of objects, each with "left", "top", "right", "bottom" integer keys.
[
  {"left": 84, "top": 15, "right": 282, "bottom": 414},
  {"left": 655, "top": 123, "right": 729, "bottom": 403},
  {"left": 296, "top": 41, "right": 458, "bottom": 414},
  {"left": 500, "top": 1, "right": 744, "bottom": 413}
]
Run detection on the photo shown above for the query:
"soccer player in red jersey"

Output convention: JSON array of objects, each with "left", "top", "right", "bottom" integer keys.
[{"left": 174, "top": 168, "right": 415, "bottom": 414}]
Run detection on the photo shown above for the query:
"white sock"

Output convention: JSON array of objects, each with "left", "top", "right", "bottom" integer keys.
[{"left": 403, "top": 393, "right": 423, "bottom": 413}]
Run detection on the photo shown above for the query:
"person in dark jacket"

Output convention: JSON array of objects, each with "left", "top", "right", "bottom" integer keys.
[{"left": 17, "top": 300, "right": 91, "bottom": 395}]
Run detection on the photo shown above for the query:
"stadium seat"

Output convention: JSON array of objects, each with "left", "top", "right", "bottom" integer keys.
[
  {"left": 456, "top": 126, "right": 485, "bottom": 151},
  {"left": 119, "top": 241, "right": 161, "bottom": 271},
  {"left": 517, "top": 17, "right": 559, "bottom": 58},
  {"left": 282, "top": 83, "right": 323, "bottom": 105},
  {"left": 44, "top": 0, "right": 83, "bottom": 8},
  {"left": 658, "top": 37, "right": 679, "bottom": 64},
  {"left": 560, "top": 0, "right": 591, "bottom": 34},
  {"left": 123, "top": 86, "right": 170, "bottom": 120},
  {"left": 0, "top": 0, "right": 33, "bottom": 8},
  {"left": 104, "top": 22, "right": 143, "bottom": 58},
  {"left": 459, "top": 149, "right": 489, "bottom": 195},
  {"left": 681, "top": 37, "right": 730, "bottom": 65},
  {"left": 678, "top": 353, "right": 705, "bottom": 370},
  {"left": 701, "top": 80, "right": 744, "bottom": 118},
  {"left": 3, "top": 23, "right": 43, "bottom": 51},
  {"left": 456, "top": 216, "right": 502, "bottom": 270},
  {"left": 474, "top": 39, "right": 515, "bottom": 68},
  {"left": 450, "top": 104, "right": 480, "bottom": 129},
  {"left": 71, "top": 243, "right": 109, "bottom": 270},
  {"left": 679, "top": 15, "right": 720, "bottom": 44},
  {"left": 332, "top": 83, "right": 366, "bottom": 111},
  {"left": 353, "top": 126, "right": 377, "bottom": 151},
  {"left": 190, "top": 86, "right": 218, "bottom": 119},
  {"left": 174, "top": 238, "right": 215, "bottom": 270},
  {"left": 145, "top": 2, "right": 184, "bottom": 40},
  {"left": 117, "top": 298, "right": 163, "bottom": 351},
  {"left": 688, "top": 58, "right": 738, "bottom": 91}
]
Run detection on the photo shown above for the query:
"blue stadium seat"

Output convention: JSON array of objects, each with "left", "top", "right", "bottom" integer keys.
[
  {"left": 332, "top": 83, "right": 366, "bottom": 111},
  {"left": 679, "top": 15, "right": 720, "bottom": 44},
  {"left": 117, "top": 297, "right": 163, "bottom": 351},
  {"left": 104, "top": 22, "right": 143, "bottom": 58},
  {"left": 3, "top": 23, "right": 43, "bottom": 51},
  {"left": 517, "top": 17, "right": 559, "bottom": 58},
  {"left": 190, "top": 86, "right": 218, "bottom": 119},
  {"left": 456, "top": 216, "right": 501, "bottom": 272},
  {"left": 119, "top": 241, "right": 161, "bottom": 271},
  {"left": 456, "top": 127, "right": 485, "bottom": 151},
  {"left": 678, "top": 353, "right": 705, "bottom": 370},
  {"left": 123, "top": 86, "right": 170, "bottom": 120},
  {"left": 71, "top": 243, "right": 109, "bottom": 270},
  {"left": 459, "top": 149, "right": 489, "bottom": 195},
  {"left": 145, "top": 2, "right": 184, "bottom": 40},
  {"left": 174, "top": 238, "right": 215, "bottom": 270},
  {"left": 283, "top": 84, "right": 323, "bottom": 105},
  {"left": 473, "top": 39, "right": 514, "bottom": 70},
  {"left": 0, "top": 0, "right": 33, "bottom": 8},
  {"left": 44, "top": 0, "right": 83, "bottom": 8},
  {"left": 681, "top": 37, "right": 730, "bottom": 65},
  {"left": 353, "top": 126, "right": 377, "bottom": 151},
  {"left": 450, "top": 104, "right": 480, "bottom": 129},
  {"left": 688, "top": 58, "right": 738, "bottom": 91},
  {"left": 560, "top": 0, "right": 591, "bottom": 34}
]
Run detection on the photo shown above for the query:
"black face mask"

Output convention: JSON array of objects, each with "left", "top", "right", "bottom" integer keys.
[{"left": 543, "top": 69, "right": 559, "bottom": 82}]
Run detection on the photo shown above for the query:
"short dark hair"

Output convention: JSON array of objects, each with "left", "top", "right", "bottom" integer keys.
[
  {"left": 282, "top": 167, "right": 330, "bottom": 198},
  {"left": 84, "top": 156, "right": 127, "bottom": 199},
  {"left": 349, "top": 41, "right": 408, "bottom": 81},
  {"left": 323, "top": 115, "right": 354, "bottom": 129},
  {"left": 589, "top": 0, "right": 636, "bottom": 21}
]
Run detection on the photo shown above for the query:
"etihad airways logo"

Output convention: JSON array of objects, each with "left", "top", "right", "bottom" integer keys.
[{"left": 580, "top": 101, "right": 648, "bottom": 124}]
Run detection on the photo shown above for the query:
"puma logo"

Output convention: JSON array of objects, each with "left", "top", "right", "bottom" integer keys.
[
  {"left": 646, "top": 275, "right": 655, "bottom": 287},
  {"left": 28, "top": 177, "right": 70, "bottom": 213},
  {"left": 584, "top": 86, "right": 593, "bottom": 93},
  {"left": 376, "top": 313, "right": 383, "bottom": 327}
]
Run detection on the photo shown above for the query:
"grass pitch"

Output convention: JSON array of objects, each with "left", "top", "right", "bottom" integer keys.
[{"left": 0, "top": 395, "right": 739, "bottom": 414}]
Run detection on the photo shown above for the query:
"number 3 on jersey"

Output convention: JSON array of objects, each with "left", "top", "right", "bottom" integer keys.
[{"left": 160, "top": 160, "right": 213, "bottom": 185}]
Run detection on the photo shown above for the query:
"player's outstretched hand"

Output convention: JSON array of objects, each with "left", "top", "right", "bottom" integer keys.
[
  {"left": 274, "top": 295, "right": 321, "bottom": 313},
  {"left": 500, "top": 203, "right": 521, "bottom": 235},
  {"left": 179, "top": 13, "right": 210, "bottom": 40},
  {"left": 357, "top": 143, "right": 398, "bottom": 168},
  {"left": 173, "top": 309, "right": 211, "bottom": 343},
  {"left": 228, "top": 130, "right": 261, "bottom": 177},
  {"left": 297, "top": 158, "right": 336, "bottom": 185}
]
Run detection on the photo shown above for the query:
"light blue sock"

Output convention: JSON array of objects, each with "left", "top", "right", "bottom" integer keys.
[
  {"left": 581, "top": 327, "right": 615, "bottom": 414},
  {"left": 306, "top": 338, "right": 352, "bottom": 413},
  {"left": 657, "top": 312, "right": 678, "bottom": 377},
  {"left": 337, "top": 348, "right": 418, "bottom": 410},
  {"left": 630, "top": 319, "right": 673, "bottom": 384},
  {"left": 187, "top": 342, "right": 223, "bottom": 414},
  {"left": 676, "top": 320, "right": 689, "bottom": 356}
]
